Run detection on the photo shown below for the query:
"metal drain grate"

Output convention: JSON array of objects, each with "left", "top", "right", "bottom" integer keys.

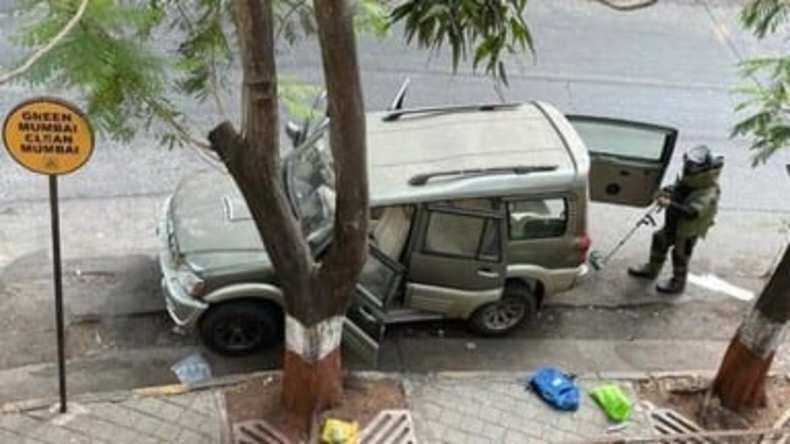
[
  {"left": 360, "top": 409, "right": 418, "bottom": 444},
  {"left": 233, "top": 419, "right": 289, "bottom": 444},
  {"left": 643, "top": 402, "right": 717, "bottom": 444}
]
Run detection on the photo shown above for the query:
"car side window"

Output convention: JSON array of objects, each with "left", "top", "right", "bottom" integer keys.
[
  {"left": 423, "top": 210, "right": 502, "bottom": 261},
  {"left": 358, "top": 248, "right": 403, "bottom": 307},
  {"left": 508, "top": 198, "right": 567, "bottom": 240},
  {"left": 570, "top": 119, "right": 668, "bottom": 161}
]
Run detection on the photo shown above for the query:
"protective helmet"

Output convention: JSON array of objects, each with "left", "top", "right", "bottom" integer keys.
[{"left": 683, "top": 145, "right": 722, "bottom": 175}]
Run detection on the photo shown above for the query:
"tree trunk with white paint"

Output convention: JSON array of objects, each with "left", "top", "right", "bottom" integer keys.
[
  {"left": 713, "top": 245, "right": 790, "bottom": 408},
  {"left": 209, "top": 0, "right": 368, "bottom": 431}
]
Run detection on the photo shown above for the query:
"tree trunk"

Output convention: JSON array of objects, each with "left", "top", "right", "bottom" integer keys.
[
  {"left": 281, "top": 305, "right": 345, "bottom": 429},
  {"left": 713, "top": 245, "right": 790, "bottom": 408},
  {"left": 211, "top": 0, "right": 369, "bottom": 432},
  {"left": 278, "top": 0, "right": 371, "bottom": 427}
]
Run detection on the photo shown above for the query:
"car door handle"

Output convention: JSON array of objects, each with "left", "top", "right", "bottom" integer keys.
[{"left": 477, "top": 268, "right": 500, "bottom": 279}]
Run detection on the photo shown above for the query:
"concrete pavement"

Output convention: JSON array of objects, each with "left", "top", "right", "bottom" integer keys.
[
  {"left": 0, "top": 372, "right": 670, "bottom": 444},
  {"left": 0, "top": 388, "right": 224, "bottom": 443},
  {"left": 6, "top": 371, "right": 787, "bottom": 443},
  {"left": 406, "top": 373, "right": 656, "bottom": 443}
]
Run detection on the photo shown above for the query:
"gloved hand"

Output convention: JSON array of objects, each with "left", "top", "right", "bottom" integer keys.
[{"left": 656, "top": 195, "right": 671, "bottom": 207}]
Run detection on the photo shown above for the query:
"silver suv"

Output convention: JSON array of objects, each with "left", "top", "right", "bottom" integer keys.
[{"left": 158, "top": 99, "right": 676, "bottom": 361}]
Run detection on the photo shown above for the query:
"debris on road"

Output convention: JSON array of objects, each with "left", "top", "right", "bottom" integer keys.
[
  {"left": 171, "top": 352, "right": 212, "bottom": 385},
  {"left": 321, "top": 418, "right": 358, "bottom": 444},
  {"left": 527, "top": 367, "right": 580, "bottom": 411},
  {"left": 590, "top": 384, "right": 632, "bottom": 423},
  {"left": 606, "top": 423, "right": 629, "bottom": 433}
]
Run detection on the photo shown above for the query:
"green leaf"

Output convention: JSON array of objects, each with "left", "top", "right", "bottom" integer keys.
[{"left": 390, "top": 0, "right": 533, "bottom": 86}]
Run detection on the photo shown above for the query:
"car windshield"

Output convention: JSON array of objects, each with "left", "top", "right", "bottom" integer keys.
[{"left": 285, "top": 125, "right": 336, "bottom": 246}]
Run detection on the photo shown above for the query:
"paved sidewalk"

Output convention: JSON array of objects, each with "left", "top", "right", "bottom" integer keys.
[
  {"left": 4, "top": 371, "right": 783, "bottom": 443},
  {"left": 406, "top": 373, "right": 655, "bottom": 444},
  {"left": 0, "top": 388, "right": 225, "bottom": 443},
  {"left": 0, "top": 372, "right": 662, "bottom": 443}
]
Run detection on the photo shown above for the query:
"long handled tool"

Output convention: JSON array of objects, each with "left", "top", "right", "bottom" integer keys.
[{"left": 588, "top": 204, "right": 663, "bottom": 271}]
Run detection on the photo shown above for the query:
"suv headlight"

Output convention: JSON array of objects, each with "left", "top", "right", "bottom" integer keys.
[{"left": 175, "top": 268, "right": 206, "bottom": 297}]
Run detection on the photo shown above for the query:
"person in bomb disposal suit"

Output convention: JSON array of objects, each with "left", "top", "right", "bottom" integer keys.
[{"left": 628, "top": 145, "right": 724, "bottom": 294}]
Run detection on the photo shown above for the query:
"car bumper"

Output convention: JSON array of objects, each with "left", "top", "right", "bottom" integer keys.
[
  {"left": 508, "top": 263, "right": 589, "bottom": 297},
  {"left": 571, "top": 263, "right": 590, "bottom": 286},
  {"left": 158, "top": 197, "right": 208, "bottom": 329}
]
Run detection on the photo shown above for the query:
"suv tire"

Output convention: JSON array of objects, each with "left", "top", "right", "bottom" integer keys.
[
  {"left": 199, "top": 301, "right": 283, "bottom": 356},
  {"left": 468, "top": 283, "right": 537, "bottom": 336}
]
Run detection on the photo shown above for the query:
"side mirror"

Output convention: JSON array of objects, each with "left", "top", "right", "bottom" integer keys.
[{"left": 285, "top": 121, "right": 302, "bottom": 146}]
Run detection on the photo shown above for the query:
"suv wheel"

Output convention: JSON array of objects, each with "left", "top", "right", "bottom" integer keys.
[
  {"left": 199, "top": 301, "right": 282, "bottom": 356},
  {"left": 469, "top": 283, "right": 537, "bottom": 336}
]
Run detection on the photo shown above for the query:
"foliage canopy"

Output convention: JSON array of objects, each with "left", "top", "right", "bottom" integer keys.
[
  {"left": 732, "top": 0, "right": 790, "bottom": 166},
  {"left": 1, "top": 0, "right": 533, "bottom": 149}
]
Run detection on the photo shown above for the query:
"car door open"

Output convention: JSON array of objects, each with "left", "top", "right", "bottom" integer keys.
[
  {"left": 342, "top": 246, "right": 404, "bottom": 366},
  {"left": 567, "top": 115, "right": 677, "bottom": 207},
  {"left": 406, "top": 201, "right": 507, "bottom": 313}
]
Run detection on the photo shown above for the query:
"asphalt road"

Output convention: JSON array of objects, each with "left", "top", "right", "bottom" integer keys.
[
  {"left": 1, "top": 0, "right": 788, "bottom": 209},
  {"left": 0, "top": 0, "right": 789, "bottom": 402}
]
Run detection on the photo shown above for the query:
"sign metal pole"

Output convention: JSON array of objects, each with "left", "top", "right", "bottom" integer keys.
[
  {"left": 49, "top": 175, "right": 67, "bottom": 413},
  {"left": 3, "top": 98, "right": 95, "bottom": 415}
]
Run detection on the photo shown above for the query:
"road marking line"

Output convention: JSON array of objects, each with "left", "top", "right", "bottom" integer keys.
[{"left": 688, "top": 273, "right": 754, "bottom": 301}]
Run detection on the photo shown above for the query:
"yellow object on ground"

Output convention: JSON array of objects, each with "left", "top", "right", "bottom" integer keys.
[{"left": 320, "top": 418, "right": 359, "bottom": 444}]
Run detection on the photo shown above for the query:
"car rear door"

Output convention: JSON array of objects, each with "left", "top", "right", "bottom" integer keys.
[
  {"left": 405, "top": 200, "right": 506, "bottom": 312},
  {"left": 567, "top": 115, "right": 678, "bottom": 207},
  {"left": 342, "top": 246, "right": 404, "bottom": 366}
]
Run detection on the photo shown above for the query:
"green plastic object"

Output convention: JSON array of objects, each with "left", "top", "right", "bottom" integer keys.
[{"left": 590, "top": 384, "right": 632, "bottom": 423}]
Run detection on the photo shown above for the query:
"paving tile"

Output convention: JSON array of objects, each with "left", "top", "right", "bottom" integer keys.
[
  {"left": 479, "top": 407, "right": 502, "bottom": 425},
  {"left": 503, "top": 428, "right": 530, "bottom": 444},
  {"left": 173, "top": 408, "right": 208, "bottom": 430},
  {"left": 457, "top": 415, "right": 484, "bottom": 435},
  {"left": 419, "top": 402, "right": 443, "bottom": 421},
  {"left": 86, "top": 404, "right": 148, "bottom": 431},
  {"left": 481, "top": 422, "right": 506, "bottom": 441},
  {"left": 133, "top": 397, "right": 185, "bottom": 420},
  {"left": 173, "top": 428, "right": 210, "bottom": 444},
  {"left": 29, "top": 424, "right": 90, "bottom": 444},
  {"left": 92, "top": 406, "right": 162, "bottom": 438},
  {"left": 0, "top": 429, "right": 25, "bottom": 442},
  {"left": 0, "top": 413, "right": 46, "bottom": 436},
  {"left": 440, "top": 427, "right": 469, "bottom": 444},
  {"left": 425, "top": 420, "right": 447, "bottom": 441},
  {"left": 60, "top": 416, "right": 120, "bottom": 443},
  {"left": 150, "top": 420, "right": 184, "bottom": 441},
  {"left": 194, "top": 417, "right": 221, "bottom": 439},
  {"left": 438, "top": 409, "right": 462, "bottom": 429}
]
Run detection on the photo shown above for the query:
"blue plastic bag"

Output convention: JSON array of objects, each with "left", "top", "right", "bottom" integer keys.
[{"left": 529, "top": 367, "right": 580, "bottom": 411}]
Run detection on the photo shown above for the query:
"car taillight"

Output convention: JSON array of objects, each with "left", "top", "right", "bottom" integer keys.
[{"left": 578, "top": 233, "right": 591, "bottom": 263}]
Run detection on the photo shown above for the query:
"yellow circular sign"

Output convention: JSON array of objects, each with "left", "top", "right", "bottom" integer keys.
[{"left": 2, "top": 98, "right": 94, "bottom": 175}]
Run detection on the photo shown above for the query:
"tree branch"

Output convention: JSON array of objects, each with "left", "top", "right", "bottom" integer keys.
[
  {"left": 314, "top": 0, "right": 370, "bottom": 306},
  {"left": 593, "top": 0, "right": 658, "bottom": 11},
  {"left": 174, "top": 2, "right": 229, "bottom": 122},
  {"left": 275, "top": 0, "right": 308, "bottom": 42},
  {"left": 230, "top": 0, "right": 314, "bottom": 319},
  {"left": 0, "top": 0, "right": 90, "bottom": 86}
]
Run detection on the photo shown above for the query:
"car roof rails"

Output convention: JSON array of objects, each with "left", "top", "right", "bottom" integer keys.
[
  {"left": 383, "top": 102, "right": 522, "bottom": 122},
  {"left": 409, "top": 165, "right": 559, "bottom": 186}
]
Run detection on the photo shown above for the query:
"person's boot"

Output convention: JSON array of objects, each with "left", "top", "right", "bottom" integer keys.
[
  {"left": 627, "top": 262, "right": 661, "bottom": 279},
  {"left": 656, "top": 276, "right": 686, "bottom": 294}
]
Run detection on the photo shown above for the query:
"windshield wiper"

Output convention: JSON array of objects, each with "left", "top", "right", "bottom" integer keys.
[{"left": 409, "top": 165, "right": 558, "bottom": 186}]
